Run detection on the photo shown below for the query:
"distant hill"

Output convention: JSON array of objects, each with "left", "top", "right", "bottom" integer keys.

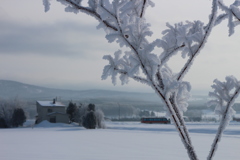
[
  {"left": 0, "top": 80, "right": 161, "bottom": 102},
  {"left": 0, "top": 80, "right": 209, "bottom": 107}
]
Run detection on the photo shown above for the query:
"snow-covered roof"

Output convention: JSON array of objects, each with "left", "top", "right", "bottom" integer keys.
[{"left": 37, "top": 101, "right": 65, "bottom": 107}]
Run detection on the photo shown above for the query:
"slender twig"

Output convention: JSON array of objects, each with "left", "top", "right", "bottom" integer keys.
[
  {"left": 140, "top": 0, "right": 146, "bottom": 18},
  {"left": 100, "top": 2, "right": 117, "bottom": 20},
  {"left": 207, "top": 86, "right": 240, "bottom": 160},
  {"left": 156, "top": 65, "right": 164, "bottom": 90},
  {"left": 177, "top": 0, "right": 218, "bottom": 81},
  {"left": 160, "top": 44, "right": 185, "bottom": 65},
  {"left": 114, "top": 68, "right": 150, "bottom": 84},
  {"left": 218, "top": 1, "right": 240, "bottom": 21},
  {"left": 65, "top": 0, "right": 118, "bottom": 31},
  {"left": 231, "top": 9, "right": 240, "bottom": 21}
]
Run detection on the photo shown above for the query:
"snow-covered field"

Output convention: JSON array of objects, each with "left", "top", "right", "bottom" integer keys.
[{"left": 1, "top": 121, "right": 240, "bottom": 160}]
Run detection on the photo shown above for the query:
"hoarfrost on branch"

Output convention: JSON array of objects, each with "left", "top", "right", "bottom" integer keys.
[{"left": 42, "top": 0, "right": 240, "bottom": 159}]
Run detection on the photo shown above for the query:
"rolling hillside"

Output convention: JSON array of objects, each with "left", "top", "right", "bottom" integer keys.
[{"left": 0, "top": 80, "right": 161, "bottom": 102}]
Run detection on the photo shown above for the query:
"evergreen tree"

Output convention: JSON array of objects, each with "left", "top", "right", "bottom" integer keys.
[
  {"left": 0, "top": 117, "right": 7, "bottom": 128},
  {"left": 66, "top": 101, "right": 78, "bottom": 122},
  {"left": 88, "top": 103, "right": 95, "bottom": 111},
  {"left": 82, "top": 111, "right": 96, "bottom": 129},
  {"left": 11, "top": 108, "right": 26, "bottom": 127}
]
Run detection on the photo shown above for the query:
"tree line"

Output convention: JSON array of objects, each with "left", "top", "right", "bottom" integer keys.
[
  {"left": 0, "top": 98, "right": 26, "bottom": 128},
  {"left": 67, "top": 101, "right": 105, "bottom": 129}
]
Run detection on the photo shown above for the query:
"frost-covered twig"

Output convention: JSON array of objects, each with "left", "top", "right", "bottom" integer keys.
[
  {"left": 217, "top": 0, "right": 240, "bottom": 36},
  {"left": 207, "top": 76, "right": 240, "bottom": 160},
  {"left": 177, "top": 0, "right": 218, "bottom": 81},
  {"left": 156, "top": 65, "right": 164, "bottom": 90},
  {"left": 170, "top": 94, "right": 192, "bottom": 145},
  {"left": 140, "top": 0, "right": 146, "bottom": 18},
  {"left": 218, "top": 1, "right": 240, "bottom": 21},
  {"left": 46, "top": 0, "right": 118, "bottom": 31},
  {"left": 169, "top": 94, "right": 197, "bottom": 160},
  {"left": 162, "top": 92, "right": 197, "bottom": 160},
  {"left": 160, "top": 44, "right": 185, "bottom": 66}
]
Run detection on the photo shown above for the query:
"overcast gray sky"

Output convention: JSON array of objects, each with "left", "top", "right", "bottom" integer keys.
[{"left": 0, "top": 0, "right": 239, "bottom": 94}]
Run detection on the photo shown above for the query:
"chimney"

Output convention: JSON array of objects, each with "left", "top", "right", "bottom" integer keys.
[{"left": 53, "top": 99, "right": 56, "bottom": 104}]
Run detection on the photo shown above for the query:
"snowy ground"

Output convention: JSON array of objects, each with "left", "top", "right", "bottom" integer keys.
[{"left": 0, "top": 121, "right": 240, "bottom": 160}]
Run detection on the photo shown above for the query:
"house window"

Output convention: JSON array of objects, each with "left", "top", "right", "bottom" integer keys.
[
  {"left": 48, "top": 109, "right": 53, "bottom": 113},
  {"left": 49, "top": 117, "right": 56, "bottom": 123}
]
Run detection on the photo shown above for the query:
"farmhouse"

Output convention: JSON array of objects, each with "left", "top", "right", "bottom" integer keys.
[{"left": 35, "top": 99, "right": 69, "bottom": 124}]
